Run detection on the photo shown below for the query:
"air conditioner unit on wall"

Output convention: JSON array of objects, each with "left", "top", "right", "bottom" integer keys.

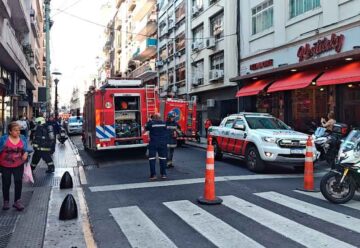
[
  {"left": 192, "top": 6, "right": 199, "bottom": 16},
  {"left": 155, "top": 60, "right": 164, "bottom": 67},
  {"left": 207, "top": 99, "right": 215, "bottom": 108},
  {"left": 209, "top": 69, "right": 224, "bottom": 81},
  {"left": 206, "top": 37, "right": 216, "bottom": 49},
  {"left": 191, "top": 42, "right": 198, "bottom": 51}
]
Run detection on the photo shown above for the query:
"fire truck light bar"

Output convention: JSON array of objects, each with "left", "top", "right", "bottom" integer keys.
[{"left": 106, "top": 79, "right": 142, "bottom": 87}]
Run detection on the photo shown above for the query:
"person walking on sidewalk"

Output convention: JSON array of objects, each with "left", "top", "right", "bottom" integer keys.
[
  {"left": 0, "top": 122, "right": 32, "bottom": 211},
  {"left": 204, "top": 119, "right": 212, "bottom": 138},
  {"left": 46, "top": 114, "right": 61, "bottom": 154},
  {"left": 16, "top": 115, "right": 28, "bottom": 137},
  {"left": 145, "top": 113, "right": 168, "bottom": 180},
  {"left": 166, "top": 112, "right": 180, "bottom": 168},
  {"left": 31, "top": 116, "right": 56, "bottom": 173}
]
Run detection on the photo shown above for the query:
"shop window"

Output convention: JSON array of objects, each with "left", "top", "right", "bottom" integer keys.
[
  {"left": 341, "top": 84, "right": 360, "bottom": 128},
  {"left": 292, "top": 86, "right": 329, "bottom": 133},
  {"left": 290, "top": 0, "right": 320, "bottom": 19},
  {"left": 256, "top": 92, "right": 285, "bottom": 121},
  {"left": 210, "top": 11, "right": 224, "bottom": 39},
  {"left": 175, "top": 32, "right": 185, "bottom": 51},
  {"left": 210, "top": 51, "right": 224, "bottom": 70},
  {"left": 175, "top": 1, "right": 185, "bottom": 23},
  {"left": 252, "top": 0, "right": 273, "bottom": 35}
]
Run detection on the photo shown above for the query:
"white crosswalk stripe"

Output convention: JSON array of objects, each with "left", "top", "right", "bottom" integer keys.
[
  {"left": 109, "top": 206, "right": 177, "bottom": 248},
  {"left": 294, "top": 190, "right": 360, "bottom": 211},
  {"left": 256, "top": 191, "right": 360, "bottom": 234},
  {"left": 221, "top": 195, "right": 356, "bottom": 248},
  {"left": 164, "top": 200, "right": 264, "bottom": 248}
]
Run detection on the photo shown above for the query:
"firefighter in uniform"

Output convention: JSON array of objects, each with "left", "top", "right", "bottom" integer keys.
[
  {"left": 31, "top": 116, "right": 56, "bottom": 173},
  {"left": 145, "top": 113, "right": 168, "bottom": 180},
  {"left": 166, "top": 112, "right": 180, "bottom": 168}
]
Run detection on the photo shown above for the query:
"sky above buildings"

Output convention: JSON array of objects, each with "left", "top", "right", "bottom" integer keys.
[{"left": 50, "top": 0, "right": 114, "bottom": 107}]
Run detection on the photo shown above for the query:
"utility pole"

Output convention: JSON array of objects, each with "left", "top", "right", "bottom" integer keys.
[{"left": 44, "top": 0, "right": 51, "bottom": 117}]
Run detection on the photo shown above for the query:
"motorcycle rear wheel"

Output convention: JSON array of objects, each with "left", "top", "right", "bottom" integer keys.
[{"left": 320, "top": 171, "right": 356, "bottom": 204}]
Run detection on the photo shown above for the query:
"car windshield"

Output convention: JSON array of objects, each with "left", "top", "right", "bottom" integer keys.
[
  {"left": 68, "top": 117, "right": 83, "bottom": 124},
  {"left": 245, "top": 117, "right": 290, "bottom": 130}
]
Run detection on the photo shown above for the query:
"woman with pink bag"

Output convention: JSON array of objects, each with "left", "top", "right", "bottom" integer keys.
[{"left": 0, "top": 122, "right": 32, "bottom": 211}]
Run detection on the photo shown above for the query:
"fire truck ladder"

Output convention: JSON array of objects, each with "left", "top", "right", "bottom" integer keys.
[{"left": 145, "top": 85, "right": 157, "bottom": 119}]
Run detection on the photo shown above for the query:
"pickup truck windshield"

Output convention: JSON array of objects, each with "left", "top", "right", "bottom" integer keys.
[{"left": 245, "top": 117, "right": 289, "bottom": 130}]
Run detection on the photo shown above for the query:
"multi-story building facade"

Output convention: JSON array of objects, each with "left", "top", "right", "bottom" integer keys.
[
  {"left": 233, "top": 0, "right": 360, "bottom": 132},
  {"left": 0, "top": 0, "right": 44, "bottom": 134},
  {"left": 157, "top": 0, "right": 187, "bottom": 97},
  {"left": 103, "top": 0, "right": 157, "bottom": 85},
  {"left": 186, "top": 0, "right": 238, "bottom": 131}
]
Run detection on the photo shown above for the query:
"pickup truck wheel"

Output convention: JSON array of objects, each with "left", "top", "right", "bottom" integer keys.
[
  {"left": 246, "top": 146, "right": 265, "bottom": 172},
  {"left": 213, "top": 141, "right": 223, "bottom": 160}
]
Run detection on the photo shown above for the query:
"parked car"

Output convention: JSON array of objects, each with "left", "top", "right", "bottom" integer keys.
[
  {"left": 208, "top": 112, "right": 318, "bottom": 172},
  {"left": 66, "top": 116, "right": 83, "bottom": 135}
]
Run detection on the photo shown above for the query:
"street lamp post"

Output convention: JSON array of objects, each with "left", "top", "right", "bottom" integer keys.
[{"left": 52, "top": 70, "right": 61, "bottom": 121}]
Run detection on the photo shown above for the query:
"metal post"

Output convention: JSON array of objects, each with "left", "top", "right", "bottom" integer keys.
[
  {"left": 54, "top": 78, "right": 59, "bottom": 120},
  {"left": 44, "top": 0, "right": 51, "bottom": 116}
]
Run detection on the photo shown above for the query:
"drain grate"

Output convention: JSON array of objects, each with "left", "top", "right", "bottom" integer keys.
[
  {"left": 0, "top": 232, "right": 12, "bottom": 248},
  {"left": 0, "top": 217, "right": 18, "bottom": 248}
]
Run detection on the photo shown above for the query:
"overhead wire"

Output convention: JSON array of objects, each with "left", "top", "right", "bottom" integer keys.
[
  {"left": 51, "top": 0, "right": 85, "bottom": 18},
  {"left": 53, "top": 9, "right": 238, "bottom": 41}
]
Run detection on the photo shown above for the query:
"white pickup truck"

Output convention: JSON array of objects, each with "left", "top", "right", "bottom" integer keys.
[{"left": 208, "top": 113, "right": 317, "bottom": 172}]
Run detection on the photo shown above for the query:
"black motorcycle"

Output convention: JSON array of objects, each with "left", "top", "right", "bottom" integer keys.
[
  {"left": 320, "top": 129, "right": 360, "bottom": 204},
  {"left": 313, "top": 123, "right": 348, "bottom": 168},
  {"left": 58, "top": 128, "right": 68, "bottom": 145}
]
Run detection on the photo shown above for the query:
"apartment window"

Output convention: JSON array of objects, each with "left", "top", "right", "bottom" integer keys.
[
  {"left": 192, "top": 0, "right": 203, "bottom": 9},
  {"left": 175, "top": 32, "right": 185, "bottom": 51},
  {"left": 192, "top": 25, "right": 204, "bottom": 46},
  {"left": 159, "top": 73, "right": 168, "bottom": 88},
  {"left": 167, "top": 42, "right": 174, "bottom": 56},
  {"left": 175, "top": 1, "right": 185, "bottom": 23},
  {"left": 210, "top": 11, "right": 224, "bottom": 39},
  {"left": 210, "top": 51, "right": 224, "bottom": 70},
  {"left": 192, "top": 60, "right": 204, "bottom": 85},
  {"left": 290, "top": 0, "right": 320, "bottom": 18},
  {"left": 168, "top": 69, "right": 174, "bottom": 85},
  {"left": 176, "top": 63, "right": 186, "bottom": 86},
  {"left": 252, "top": 0, "right": 273, "bottom": 35},
  {"left": 159, "top": 20, "right": 167, "bottom": 37},
  {"left": 159, "top": 46, "right": 167, "bottom": 60}
]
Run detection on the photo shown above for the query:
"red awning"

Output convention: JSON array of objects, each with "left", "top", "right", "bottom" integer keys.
[
  {"left": 317, "top": 62, "right": 360, "bottom": 86},
  {"left": 235, "top": 80, "right": 272, "bottom": 97},
  {"left": 267, "top": 71, "right": 321, "bottom": 93}
]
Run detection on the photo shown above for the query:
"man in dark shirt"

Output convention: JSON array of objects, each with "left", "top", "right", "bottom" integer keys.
[{"left": 145, "top": 113, "right": 168, "bottom": 180}]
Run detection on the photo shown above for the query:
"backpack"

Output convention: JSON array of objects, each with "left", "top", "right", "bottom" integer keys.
[{"left": 33, "top": 124, "right": 53, "bottom": 148}]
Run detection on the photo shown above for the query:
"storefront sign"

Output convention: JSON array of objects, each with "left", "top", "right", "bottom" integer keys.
[
  {"left": 297, "top": 33, "right": 345, "bottom": 61},
  {"left": 250, "top": 59, "right": 274, "bottom": 70}
]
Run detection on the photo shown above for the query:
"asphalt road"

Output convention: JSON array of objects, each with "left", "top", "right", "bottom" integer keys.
[{"left": 71, "top": 135, "right": 360, "bottom": 248}]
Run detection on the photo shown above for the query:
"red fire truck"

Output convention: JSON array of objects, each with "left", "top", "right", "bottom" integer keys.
[
  {"left": 83, "top": 79, "right": 158, "bottom": 151},
  {"left": 83, "top": 78, "right": 199, "bottom": 151},
  {"left": 161, "top": 98, "right": 199, "bottom": 145}
]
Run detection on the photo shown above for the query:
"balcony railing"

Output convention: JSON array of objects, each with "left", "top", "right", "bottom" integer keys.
[
  {"left": 127, "top": 0, "right": 136, "bottom": 12},
  {"left": 129, "top": 60, "right": 156, "bottom": 79},
  {"left": 0, "top": 19, "right": 30, "bottom": 80},
  {"left": 132, "top": 0, "right": 156, "bottom": 21},
  {"left": 0, "top": 0, "right": 11, "bottom": 19},
  {"left": 134, "top": 13, "right": 157, "bottom": 41},
  {"left": 132, "top": 38, "right": 157, "bottom": 61}
]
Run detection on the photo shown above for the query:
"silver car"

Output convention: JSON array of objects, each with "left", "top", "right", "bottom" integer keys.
[{"left": 66, "top": 116, "right": 83, "bottom": 135}]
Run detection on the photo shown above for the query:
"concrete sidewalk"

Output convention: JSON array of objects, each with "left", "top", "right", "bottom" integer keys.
[{"left": 1, "top": 139, "right": 94, "bottom": 248}]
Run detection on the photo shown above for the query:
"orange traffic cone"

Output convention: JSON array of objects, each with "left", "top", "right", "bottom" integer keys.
[
  {"left": 297, "top": 136, "right": 319, "bottom": 192},
  {"left": 198, "top": 136, "right": 222, "bottom": 205}
]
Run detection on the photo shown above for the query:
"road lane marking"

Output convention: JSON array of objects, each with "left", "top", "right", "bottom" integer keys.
[
  {"left": 89, "top": 173, "right": 326, "bottom": 192},
  {"left": 164, "top": 200, "right": 264, "bottom": 248},
  {"left": 256, "top": 191, "right": 360, "bottom": 234},
  {"left": 109, "top": 206, "right": 177, "bottom": 248},
  {"left": 294, "top": 190, "right": 360, "bottom": 211},
  {"left": 221, "top": 195, "right": 356, "bottom": 248}
]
